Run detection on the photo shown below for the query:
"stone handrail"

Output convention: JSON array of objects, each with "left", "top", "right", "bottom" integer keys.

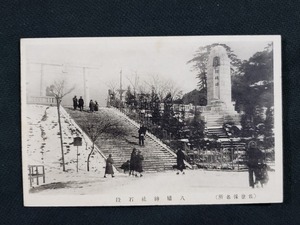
[
  {"left": 27, "top": 96, "right": 56, "bottom": 105},
  {"left": 110, "top": 107, "right": 192, "bottom": 169},
  {"left": 60, "top": 107, "right": 119, "bottom": 173}
]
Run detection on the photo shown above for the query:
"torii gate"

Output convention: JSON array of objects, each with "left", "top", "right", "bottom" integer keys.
[{"left": 29, "top": 62, "right": 99, "bottom": 105}]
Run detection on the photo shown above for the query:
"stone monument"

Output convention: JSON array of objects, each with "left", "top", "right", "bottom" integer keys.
[{"left": 201, "top": 45, "right": 240, "bottom": 128}]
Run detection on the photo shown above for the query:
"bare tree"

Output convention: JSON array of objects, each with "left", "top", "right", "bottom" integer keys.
[
  {"left": 165, "top": 79, "right": 183, "bottom": 100},
  {"left": 82, "top": 113, "right": 127, "bottom": 171},
  {"left": 126, "top": 71, "right": 140, "bottom": 96},
  {"left": 50, "top": 80, "right": 74, "bottom": 171},
  {"left": 106, "top": 80, "right": 118, "bottom": 94},
  {"left": 138, "top": 80, "right": 152, "bottom": 95},
  {"left": 144, "top": 75, "right": 182, "bottom": 100}
]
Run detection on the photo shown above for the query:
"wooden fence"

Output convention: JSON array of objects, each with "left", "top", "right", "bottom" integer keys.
[{"left": 28, "top": 165, "right": 45, "bottom": 187}]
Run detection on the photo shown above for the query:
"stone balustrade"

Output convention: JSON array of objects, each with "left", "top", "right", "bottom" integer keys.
[{"left": 27, "top": 96, "right": 56, "bottom": 106}]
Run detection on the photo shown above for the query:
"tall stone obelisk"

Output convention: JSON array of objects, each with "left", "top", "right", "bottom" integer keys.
[
  {"left": 206, "top": 45, "right": 235, "bottom": 112},
  {"left": 201, "top": 45, "right": 239, "bottom": 128}
]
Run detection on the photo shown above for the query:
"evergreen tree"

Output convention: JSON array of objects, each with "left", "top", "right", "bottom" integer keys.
[
  {"left": 237, "top": 43, "right": 274, "bottom": 136},
  {"left": 161, "top": 92, "right": 174, "bottom": 133},
  {"left": 187, "top": 107, "right": 205, "bottom": 149},
  {"left": 263, "top": 106, "right": 274, "bottom": 148},
  {"left": 187, "top": 43, "right": 242, "bottom": 92},
  {"left": 170, "top": 104, "right": 185, "bottom": 139},
  {"left": 150, "top": 89, "right": 161, "bottom": 124},
  {"left": 125, "top": 86, "right": 137, "bottom": 110},
  {"left": 181, "top": 89, "right": 207, "bottom": 106}
]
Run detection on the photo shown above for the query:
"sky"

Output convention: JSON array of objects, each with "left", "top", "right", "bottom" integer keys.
[{"left": 22, "top": 36, "right": 272, "bottom": 106}]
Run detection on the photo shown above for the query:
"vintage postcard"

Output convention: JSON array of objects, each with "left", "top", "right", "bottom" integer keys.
[{"left": 21, "top": 35, "right": 282, "bottom": 206}]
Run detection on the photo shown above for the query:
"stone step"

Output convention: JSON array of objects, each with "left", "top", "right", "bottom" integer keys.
[{"left": 65, "top": 107, "right": 178, "bottom": 172}]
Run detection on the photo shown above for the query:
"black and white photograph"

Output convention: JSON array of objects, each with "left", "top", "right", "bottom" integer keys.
[{"left": 21, "top": 35, "right": 282, "bottom": 206}]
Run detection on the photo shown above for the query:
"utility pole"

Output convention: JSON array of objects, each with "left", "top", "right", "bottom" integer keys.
[
  {"left": 120, "top": 70, "right": 122, "bottom": 100},
  {"left": 83, "top": 67, "right": 90, "bottom": 105},
  {"left": 29, "top": 62, "right": 63, "bottom": 97},
  {"left": 40, "top": 64, "right": 44, "bottom": 96},
  {"left": 29, "top": 61, "right": 98, "bottom": 103},
  {"left": 117, "top": 69, "right": 126, "bottom": 109}
]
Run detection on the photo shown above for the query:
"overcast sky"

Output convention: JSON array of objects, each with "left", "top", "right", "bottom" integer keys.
[{"left": 22, "top": 36, "right": 272, "bottom": 106}]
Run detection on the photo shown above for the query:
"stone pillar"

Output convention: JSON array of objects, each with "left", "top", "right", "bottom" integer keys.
[
  {"left": 83, "top": 67, "right": 90, "bottom": 104},
  {"left": 39, "top": 64, "right": 45, "bottom": 96},
  {"left": 206, "top": 45, "right": 232, "bottom": 109}
]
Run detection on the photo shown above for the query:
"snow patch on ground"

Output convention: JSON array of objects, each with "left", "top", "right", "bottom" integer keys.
[
  {"left": 29, "top": 169, "right": 276, "bottom": 196},
  {"left": 26, "top": 104, "right": 106, "bottom": 186},
  {"left": 25, "top": 104, "right": 277, "bottom": 197}
]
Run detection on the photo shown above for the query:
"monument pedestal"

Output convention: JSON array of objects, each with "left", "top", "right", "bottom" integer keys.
[{"left": 200, "top": 100, "right": 240, "bottom": 128}]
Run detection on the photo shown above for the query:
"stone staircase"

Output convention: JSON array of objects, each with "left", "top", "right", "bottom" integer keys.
[
  {"left": 203, "top": 113, "right": 245, "bottom": 151},
  {"left": 203, "top": 113, "right": 228, "bottom": 139},
  {"left": 66, "top": 107, "right": 178, "bottom": 172},
  {"left": 206, "top": 127, "right": 228, "bottom": 138},
  {"left": 203, "top": 113, "right": 224, "bottom": 128}
]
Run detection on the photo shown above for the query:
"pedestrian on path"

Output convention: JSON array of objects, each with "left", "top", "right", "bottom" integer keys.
[
  {"left": 176, "top": 149, "right": 186, "bottom": 175},
  {"left": 78, "top": 96, "right": 84, "bottom": 111},
  {"left": 104, "top": 154, "right": 115, "bottom": 178},
  {"left": 94, "top": 101, "right": 99, "bottom": 111},
  {"left": 135, "top": 150, "right": 144, "bottom": 177},
  {"left": 246, "top": 141, "right": 263, "bottom": 188},
  {"left": 89, "top": 100, "right": 95, "bottom": 112},
  {"left": 129, "top": 148, "right": 137, "bottom": 176},
  {"left": 73, "top": 95, "right": 78, "bottom": 110}
]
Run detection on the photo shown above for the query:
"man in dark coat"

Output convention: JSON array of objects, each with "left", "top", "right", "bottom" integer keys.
[
  {"left": 129, "top": 148, "right": 137, "bottom": 176},
  {"left": 94, "top": 101, "right": 99, "bottom": 111},
  {"left": 247, "top": 141, "right": 264, "bottom": 188},
  {"left": 104, "top": 154, "right": 115, "bottom": 178},
  {"left": 135, "top": 150, "right": 144, "bottom": 177},
  {"left": 73, "top": 96, "right": 78, "bottom": 110},
  {"left": 176, "top": 149, "right": 186, "bottom": 175},
  {"left": 89, "top": 100, "right": 95, "bottom": 112},
  {"left": 138, "top": 125, "right": 147, "bottom": 146},
  {"left": 78, "top": 96, "right": 84, "bottom": 111}
]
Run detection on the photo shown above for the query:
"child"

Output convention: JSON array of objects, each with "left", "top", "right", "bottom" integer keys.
[
  {"left": 254, "top": 163, "right": 269, "bottom": 188},
  {"left": 120, "top": 160, "right": 130, "bottom": 173}
]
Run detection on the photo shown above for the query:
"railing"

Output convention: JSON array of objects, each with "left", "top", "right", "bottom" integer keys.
[
  {"left": 27, "top": 96, "right": 56, "bottom": 106},
  {"left": 111, "top": 107, "right": 193, "bottom": 169},
  {"left": 28, "top": 165, "right": 45, "bottom": 187}
]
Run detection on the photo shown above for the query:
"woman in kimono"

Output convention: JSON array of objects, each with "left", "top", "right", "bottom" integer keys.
[{"left": 104, "top": 154, "right": 115, "bottom": 178}]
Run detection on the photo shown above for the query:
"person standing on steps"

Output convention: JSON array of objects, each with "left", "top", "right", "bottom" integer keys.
[
  {"left": 135, "top": 150, "right": 144, "bottom": 177},
  {"left": 78, "top": 96, "right": 84, "bottom": 111},
  {"left": 129, "top": 148, "right": 137, "bottom": 176},
  {"left": 138, "top": 125, "right": 147, "bottom": 146},
  {"left": 176, "top": 149, "right": 186, "bottom": 175},
  {"left": 104, "top": 154, "right": 115, "bottom": 178},
  {"left": 73, "top": 95, "right": 78, "bottom": 110}
]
